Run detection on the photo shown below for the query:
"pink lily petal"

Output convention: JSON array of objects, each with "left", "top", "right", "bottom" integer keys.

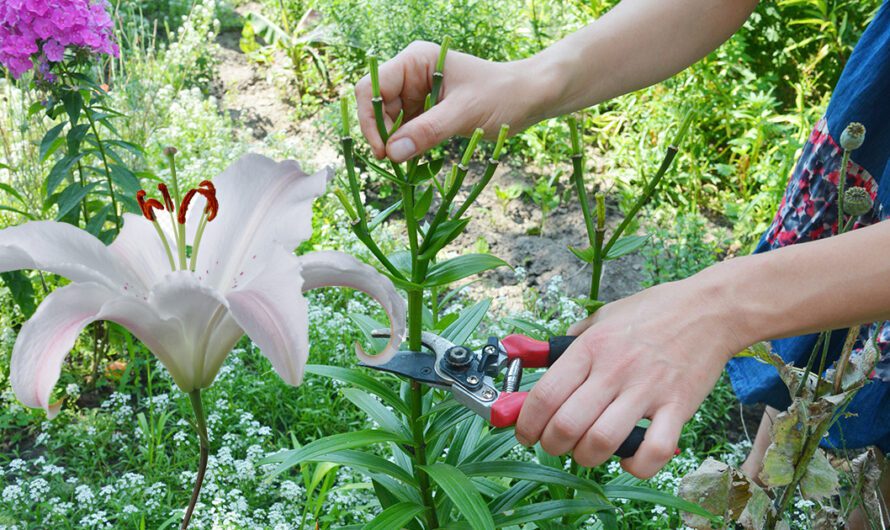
[
  {"left": 10, "top": 274, "right": 246, "bottom": 418},
  {"left": 226, "top": 247, "right": 309, "bottom": 385},
  {"left": 0, "top": 221, "right": 129, "bottom": 289},
  {"left": 108, "top": 213, "right": 175, "bottom": 290},
  {"left": 192, "top": 154, "right": 332, "bottom": 291},
  {"left": 299, "top": 251, "right": 406, "bottom": 365},
  {"left": 141, "top": 271, "right": 244, "bottom": 391},
  {"left": 10, "top": 283, "right": 118, "bottom": 418}
]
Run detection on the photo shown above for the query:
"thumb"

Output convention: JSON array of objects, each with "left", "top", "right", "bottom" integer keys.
[{"left": 385, "top": 101, "right": 465, "bottom": 163}]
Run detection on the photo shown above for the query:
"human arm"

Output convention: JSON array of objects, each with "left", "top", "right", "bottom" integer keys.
[
  {"left": 355, "top": 0, "right": 759, "bottom": 162},
  {"left": 514, "top": 218, "right": 890, "bottom": 479}
]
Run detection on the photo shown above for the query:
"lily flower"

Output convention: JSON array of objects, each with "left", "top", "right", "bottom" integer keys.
[{"left": 2, "top": 153, "right": 406, "bottom": 418}]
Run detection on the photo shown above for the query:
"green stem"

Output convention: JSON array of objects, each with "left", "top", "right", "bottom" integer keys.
[
  {"left": 76, "top": 161, "right": 90, "bottom": 225},
  {"left": 453, "top": 125, "right": 510, "bottom": 219},
  {"left": 602, "top": 146, "right": 678, "bottom": 257},
  {"left": 838, "top": 149, "right": 850, "bottom": 235},
  {"left": 429, "top": 37, "right": 451, "bottom": 106},
  {"left": 181, "top": 389, "right": 209, "bottom": 530},
  {"left": 406, "top": 289, "right": 438, "bottom": 528},
  {"left": 85, "top": 110, "right": 120, "bottom": 235},
  {"left": 589, "top": 195, "right": 606, "bottom": 303}
]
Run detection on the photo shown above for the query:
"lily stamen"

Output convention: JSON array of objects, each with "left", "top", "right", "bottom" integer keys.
[{"left": 137, "top": 190, "right": 176, "bottom": 270}]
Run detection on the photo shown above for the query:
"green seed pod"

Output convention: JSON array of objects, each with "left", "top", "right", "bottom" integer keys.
[
  {"left": 840, "top": 122, "right": 866, "bottom": 151},
  {"left": 843, "top": 186, "right": 873, "bottom": 216}
]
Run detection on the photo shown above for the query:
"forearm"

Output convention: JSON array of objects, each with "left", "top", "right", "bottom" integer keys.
[
  {"left": 702, "top": 220, "right": 890, "bottom": 349},
  {"left": 520, "top": 0, "right": 758, "bottom": 120}
]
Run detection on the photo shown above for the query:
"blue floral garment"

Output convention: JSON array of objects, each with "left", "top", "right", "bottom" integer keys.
[{"left": 726, "top": 0, "right": 890, "bottom": 451}]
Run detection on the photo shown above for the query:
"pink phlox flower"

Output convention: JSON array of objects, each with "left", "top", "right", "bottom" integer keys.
[{"left": 0, "top": 0, "right": 119, "bottom": 78}]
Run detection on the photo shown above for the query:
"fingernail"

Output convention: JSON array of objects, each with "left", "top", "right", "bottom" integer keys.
[{"left": 388, "top": 137, "right": 416, "bottom": 161}]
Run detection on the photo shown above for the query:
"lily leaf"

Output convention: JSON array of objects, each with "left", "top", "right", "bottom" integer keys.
[
  {"left": 419, "top": 463, "right": 495, "bottom": 530},
  {"left": 569, "top": 245, "right": 596, "bottom": 263},
  {"left": 605, "top": 235, "right": 649, "bottom": 260},
  {"left": 362, "top": 502, "right": 425, "bottom": 530},
  {"left": 265, "top": 430, "right": 409, "bottom": 480},
  {"left": 425, "top": 254, "right": 509, "bottom": 287},
  {"left": 440, "top": 298, "right": 490, "bottom": 344},
  {"left": 305, "top": 364, "right": 409, "bottom": 416}
]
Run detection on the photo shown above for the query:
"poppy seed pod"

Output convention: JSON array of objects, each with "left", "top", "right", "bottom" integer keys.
[
  {"left": 844, "top": 186, "right": 873, "bottom": 216},
  {"left": 840, "top": 122, "right": 866, "bottom": 151}
]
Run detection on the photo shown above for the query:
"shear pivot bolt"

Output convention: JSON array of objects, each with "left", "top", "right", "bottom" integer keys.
[
  {"left": 481, "top": 388, "right": 495, "bottom": 401},
  {"left": 445, "top": 346, "right": 472, "bottom": 368},
  {"left": 466, "top": 375, "right": 480, "bottom": 385}
]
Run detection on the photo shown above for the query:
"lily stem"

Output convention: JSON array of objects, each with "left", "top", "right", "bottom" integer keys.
[{"left": 181, "top": 389, "right": 209, "bottom": 530}]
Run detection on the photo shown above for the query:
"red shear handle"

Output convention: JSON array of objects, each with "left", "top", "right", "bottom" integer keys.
[
  {"left": 491, "top": 392, "right": 648, "bottom": 458},
  {"left": 501, "top": 335, "right": 576, "bottom": 368}
]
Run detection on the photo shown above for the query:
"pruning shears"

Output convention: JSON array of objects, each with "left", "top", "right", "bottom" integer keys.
[{"left": 363, "top": 330, "right": 646, "bottom": 459}]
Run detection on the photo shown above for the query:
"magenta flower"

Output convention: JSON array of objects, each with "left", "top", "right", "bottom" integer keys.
[{"left": 0, "top": 0, "right": 119, "bottom": 79}]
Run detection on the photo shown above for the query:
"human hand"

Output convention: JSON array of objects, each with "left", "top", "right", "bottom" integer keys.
[
  {"left": 514, "top": 268, "right": 747, "bottom": 478},
  {"left": 355, "top": 41, "right": 550, "bottom": 162}
]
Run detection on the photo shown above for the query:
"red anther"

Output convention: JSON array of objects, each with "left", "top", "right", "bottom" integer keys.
[
  {"left": 178, "top": 189, "right": 197, "bottom": 224},
  {"left": 199, "top": 180, "right": 215, "bottom": 193},
  {"left": 196, "top": 188, "right": 219, "bottom": 221},
  {"left": 158, "top": 183, "right": 174, "bottom": 211},
  {"left": 136, "top": 190, "right": 164, "bottom": 221}
]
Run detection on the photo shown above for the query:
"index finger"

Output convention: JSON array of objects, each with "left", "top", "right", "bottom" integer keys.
[{"left": 514, "top": 335, "right": 595, "bottom": 446}]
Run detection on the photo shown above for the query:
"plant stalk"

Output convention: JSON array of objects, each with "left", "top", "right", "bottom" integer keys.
[
  {"left": 85, "top": 109, "right": 121, "bottom": 235},
  {"left": 181, "top": 389, "right": 209, "bottom": 530}
]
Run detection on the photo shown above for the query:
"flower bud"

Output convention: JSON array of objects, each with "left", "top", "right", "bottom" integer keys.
[
  {"left": 843, "top": 186, "right": 873, "bottom": 216},
  {"left": 840, "top": 122, "right": 865, "bottom": 151}
]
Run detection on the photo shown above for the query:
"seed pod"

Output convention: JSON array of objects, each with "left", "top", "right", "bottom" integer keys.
[
  {"left": 840, "top": 122, "right": 866, "bottom": 151},
  {"left": 844, "top": 186, "right": 873, "bottom": 216}
]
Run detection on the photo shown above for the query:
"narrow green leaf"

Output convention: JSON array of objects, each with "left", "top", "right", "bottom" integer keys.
[
  {"left": 362, "top": 502, "right": 425, "bottom": 530},
  {"left": 569, "top": 245, "right": 596, "bottom": 263},
  {"left": 85, "top": 204, "right": 112, "bottom": 236},
  {"left": 342, "top": 388, "right": 410, "bottom": 438},
  {"left": 45, "top": 153, "right": 85, "bottom": 196},
  {"left": 348, "top": 313, "right": 390, "bottom": 355},
  {"left": 0, "top": 271, "right": 36, "bottom": 317},
  {"left": 425, "top": 254, "right": 509, "bottom": 287},
  {"left": 39, "top": 122, "right": 66, "bottom": 161},
  {"left": 305, "top": 364, "right": 409, "bottom": 416},
  {"left": 413, "top": 158, "right": 444, "bottom": 182},
  {"left": 440, "top": 298, "right": 491, "bottom": 344},
  {"left": 109, "top": 164, "right": 141, "bottom": 194},
  {"left": 303, "top": 450, "right": 416, "bottom": 486},
  {"left": 460, "top": 461, "right": 605, "bottom": 498},
  {"left": 420, "top": 463, "right": 494, "bottom": 530},
  {"left": 54, "top": 182, "right": 99, "bottom": 220},
  {"left": 66, "top": 123, "right": 90, "bottom": 154},
  {"left": 265, "top": 430, "right": 408, "bottom": 480},
  {"left": 493, "top": 499, "right": 613, "bottom": 526},
  {"left": 461, "top": 429, "right": 518, "bottom": 464},
  {"left": 62, "top": 91, "right": 83, "bottom": 125},
  {"left": 604, "top": 235, "right": 649, "bottom": 260},
  {"left": 413, "top": 186, "right": 434, "bottom": 220},
  {"left": 104, "top": 139, "right": 144, "bottom": 157},
  {"left": 489, "top": 480, "right": 539, "bottom": 513},
  {"left": 0, "top": 182, "right": 27, "bottom": 206},
  {"left": 368, "top": 200, "right": 402, "bottom": 231},
  {"left": 604, "top": 482, "right": 712, "bottom": 517}
]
